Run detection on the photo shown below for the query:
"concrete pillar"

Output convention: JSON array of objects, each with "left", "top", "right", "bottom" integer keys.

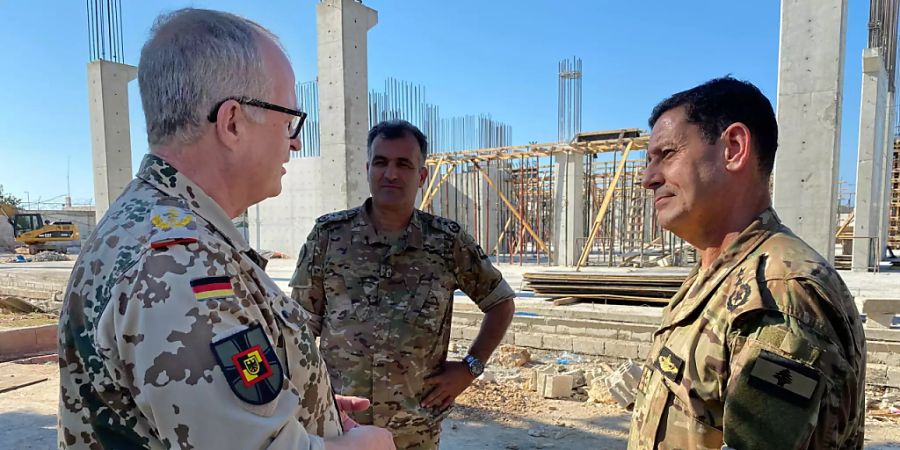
[
  {"left": 553, "top": 152, "right": 585, "bottom": 266},
  {"left": 773, "top": 0, "right": 848, "bottom": 263},
  {"left": 317, "top": 0, "right": 377, "bottom": 211},
  {"left": 88, "top": 61, "right": 137, "bottom": 220},
  {"left": 852, "top": 48, "right": 888, "bottom": 271},
  {"left": 878, "top": 91, "right": 895, "bottom": 258}
]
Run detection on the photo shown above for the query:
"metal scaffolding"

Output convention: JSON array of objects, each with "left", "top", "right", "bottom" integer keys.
[{"left": 418, "top": 129, "right": 694, "bottom": 268}]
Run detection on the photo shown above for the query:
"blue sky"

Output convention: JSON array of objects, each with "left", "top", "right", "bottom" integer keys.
[{"left": 0, "top": 1, "right": 875, "bottom": 207}]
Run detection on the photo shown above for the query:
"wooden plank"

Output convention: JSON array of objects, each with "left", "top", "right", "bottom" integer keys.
[{"left": 551, "top": 297, "right": 582, "bottom": 306}]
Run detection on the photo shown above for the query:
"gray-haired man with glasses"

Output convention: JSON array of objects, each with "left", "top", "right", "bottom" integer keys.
[{"left": 58, "top": 8, "right": 394, "bottom": 450}]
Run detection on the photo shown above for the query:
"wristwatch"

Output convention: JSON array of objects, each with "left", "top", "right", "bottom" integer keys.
[{"left": 462, "top": 354, "right": 484, "bottom": 377}]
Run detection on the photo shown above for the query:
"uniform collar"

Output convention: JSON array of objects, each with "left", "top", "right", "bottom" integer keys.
[
  {"left": 352, "top": 198, "right": 424, "bottom": 249},
  {"left": 660, "top": 207, "right": 781, "bottom": 329},
  {"left": 136, "top": 153, "right": 252, "bottom": 253}
]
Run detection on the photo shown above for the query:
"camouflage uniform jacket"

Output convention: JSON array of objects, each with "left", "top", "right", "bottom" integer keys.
[
  {"left": 627, "top": 208, "right": 866, "bottom": 450},
  {"left": 58, "top": 154, "right": 341, "bottom": 450},
  {"left": 289, "top": 199, "right": 515, "bottom": 438}
]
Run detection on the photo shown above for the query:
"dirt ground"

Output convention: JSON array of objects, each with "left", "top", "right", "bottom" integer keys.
[
  {"left": 0, "top": 308, "right": 56, "bottom": 330},
  {"left": 2, "top": 357, "right": 899, "bottom": 450}
]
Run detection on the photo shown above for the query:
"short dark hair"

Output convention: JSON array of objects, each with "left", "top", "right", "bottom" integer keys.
[
  {"left": 649, "top": 76, "right": 778, "bottom": 176},
  {"left": 367, "top": 120, "right": 428, "bottom": 164}
]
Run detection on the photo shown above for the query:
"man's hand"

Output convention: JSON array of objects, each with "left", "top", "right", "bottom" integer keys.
[
  {"left": 421, "top": 361, "right": 476, "bottom": 409},
  {"left": 335, "top": 395, "right": 370, "bottom": 431}
]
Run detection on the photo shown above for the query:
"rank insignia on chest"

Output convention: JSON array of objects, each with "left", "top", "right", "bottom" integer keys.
[
  {"left": 748, "top": 350, "right": 820, "bottom": 405},
  {"left": 210, "top": 324, "right": 284, "bottom": 405},
  {"left": 190, "top": 276, "right": 234, "bottom": 300},
  {"left": 653, "top": 346, "right": 684, "bottom": 383}
]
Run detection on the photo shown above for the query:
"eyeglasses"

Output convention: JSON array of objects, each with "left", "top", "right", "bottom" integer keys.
[{"left": 207, "top": 96, "right": 307, "bottom": 139}]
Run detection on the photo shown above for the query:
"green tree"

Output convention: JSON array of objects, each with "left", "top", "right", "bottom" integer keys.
[{"left": 0, "top": 185, "right": 22, "bottom": 208}]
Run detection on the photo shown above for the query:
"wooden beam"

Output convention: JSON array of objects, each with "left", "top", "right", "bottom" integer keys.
[
  {"left": 576, "top": 140, "right": 635, "bottom": 270},
  {"left": 835, "top": 211, "right": 854, "bottom": 238},
  {"left": 472, "top": 161, "right": 550, "bottom": 254},
  {"left": 419, "top": 157, "right": 445, "bottom": 209},
  {"left": 419, "top": 163, "right": 457, "bottom": 209},
  {"left": 492, "top": 216, "right": 513, "bottom": 256}
]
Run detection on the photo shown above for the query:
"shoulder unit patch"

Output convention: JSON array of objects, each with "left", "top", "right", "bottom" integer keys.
[
  {"left": 747, "top": 350, "right": 820, "bottom": 406},
  {"left": 149, "top": 199, "right": 198, "bottom": 250},
  {"left": 210, "top": 324, "right": 284, "bottom": 405}
]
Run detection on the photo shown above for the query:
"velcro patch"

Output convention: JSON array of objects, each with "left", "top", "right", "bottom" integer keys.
[
  {"left": 748, "top": 350, "right": 820, "bottom": 405},
  {"left": 653, "top": 346, "right": 684, "bottom": 383},
  {"left": 211, "top": 325, "right": 284, "bottom": 405},
  {"left": 190, "top": 276, "right": 234, "bottom": 300},
  {"left": 149, "top": 200, "right": 198, "bottom": 249}
]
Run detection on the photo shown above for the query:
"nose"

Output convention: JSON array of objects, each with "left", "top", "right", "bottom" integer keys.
[
  {"left": 384, "top": 163, "right": 400, "bottom": 181},
  {"left": 642, "top": 162, "right": 663, "bottom": 191},
  {"left": 289, "top": 134, "right": 301, "bottom": 153}
]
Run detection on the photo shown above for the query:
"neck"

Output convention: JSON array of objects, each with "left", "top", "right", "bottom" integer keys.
[
  {"left": 369, "top": 201, "right": 414, "bottom": 233},
  {"left": 693, "top": 194, "right": 771, "bottom": 270},
  {"left": 151, "top": 140, "right": 245, "bottom": 219}
]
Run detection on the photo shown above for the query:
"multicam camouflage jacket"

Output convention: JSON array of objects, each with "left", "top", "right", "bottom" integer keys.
[
  {"left": 290, "top": 199, "right": 515, "bottom": 447},
  {"left": 58, "top": 154, "right": 341, "bottom": 449},
  {"left": 627, "top": 208, "right": 866, "bottom": 450}
]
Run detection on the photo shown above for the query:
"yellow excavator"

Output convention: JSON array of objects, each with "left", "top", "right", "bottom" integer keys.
[{"left": 1, "top": 203, "right": 80, "bottom": 254}]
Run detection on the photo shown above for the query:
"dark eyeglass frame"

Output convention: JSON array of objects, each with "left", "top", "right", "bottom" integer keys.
[{"left": 207, "top": 96, "right": 307, "bottom": 139}]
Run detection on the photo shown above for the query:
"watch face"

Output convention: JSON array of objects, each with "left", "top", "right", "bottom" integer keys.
[{"left": 466, "top": 356, "right": 484, "bottom": 376}]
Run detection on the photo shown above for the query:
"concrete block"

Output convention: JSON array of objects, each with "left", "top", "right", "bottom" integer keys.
[
  {"left": 630, "top": 331, "right": 654, "bottom": 342},
  {"left": 450, "top": 326, "right": 463, "bottom": 339},
  {"left": 887, "top": 366, "right": 900, "bottom": 388},
  {"left": 515, "top": 332, "right": 543, "bottom": 348},
  {"left": 582, "top": 327, "right": 619, "bottom": 339},
  {"left": 538, "top": 373, "right": 574, "bottom": 399},
  {"left": 556, "top": 325, "right": 586, "bottom": 335},
  {"left": 0, "top": 324, "right": 56, "bottom": 357},
  {"left": 532, "top": 324, "right": 556, "bottom": 334},
  {"left": 461, "top": 327, "right": 480, "bottom": 340},
  {"left": 542, "top": 335, "right": 573, "bottom": 352},
  {"left": 605, "top": 340, "right": 640, "bottom": 360},
  {"left": 573, "top": 339, "right": 605, "bottom": 356}
]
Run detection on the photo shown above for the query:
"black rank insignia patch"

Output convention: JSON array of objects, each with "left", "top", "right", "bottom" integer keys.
[
  {"left": 211, "top": 324, "right": 284, "bottom": 405},
  {"left": 748, "top": 350, "right": 820, "bottom": 405},
  {"left": 653, "top": 346, "right": 684, "bottom": 383}
]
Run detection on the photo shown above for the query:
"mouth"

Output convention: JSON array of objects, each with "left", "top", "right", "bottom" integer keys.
[{"left": 654, "top": 194, "right": 673, "bottom": 205}]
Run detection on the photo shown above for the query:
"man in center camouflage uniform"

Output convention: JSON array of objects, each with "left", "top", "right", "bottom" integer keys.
[
  {"left": 57, "top": 9, "right": 394, "bottom": 449},
  {"left": 291, "top": 120, "right": 517, "bottom": 449},
  {"left": 627, "top": 77, "right": 866, "bottom": 449}
]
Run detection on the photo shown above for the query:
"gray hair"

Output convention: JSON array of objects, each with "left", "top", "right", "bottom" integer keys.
[{"left": 138, "top": 8, "right": 284, "bottom": 146}]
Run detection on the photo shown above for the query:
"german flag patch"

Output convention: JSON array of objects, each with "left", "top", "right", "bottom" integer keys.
[{"left": 190, "top": 276, "right": 234, "bottom": 300}]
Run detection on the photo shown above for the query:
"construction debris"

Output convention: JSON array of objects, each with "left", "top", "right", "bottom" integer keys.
[
  {"left": 493, "top": 344, "right": 531, "bottom": 368},
  {"left": 30, "top": 251, "right": 68, "bottom": 262},
  {"left": 523, "top": 272, "right": 685, "bottom": 306},
  {"left": 602, "top": 359, "right": 644, "bottom": 410}
]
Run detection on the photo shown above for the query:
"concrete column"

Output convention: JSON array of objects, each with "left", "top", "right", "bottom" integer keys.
[
  {"left": 317, "top": 0, "right": 377, "bottom": 211},
  {"left": 553, "top": 152, "right": 585, "bottom": 266},
  {"left": 878, "top": 91, "right": 895, "bottom": 258},
  {"left": 852, "top": 48, "right": 888, "bottom": 271},
  {"left": 477, "top": 165, "right": 501, "bottom": 252},
  {"left": 773, "top": 0, "right": 848, "bottom": 263},
  {"left": 88, "top": 61, "right": 137, "bottom": 220}
]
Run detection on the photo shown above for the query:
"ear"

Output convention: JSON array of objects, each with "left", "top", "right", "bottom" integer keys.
[
  {"left": 214, "top": 99, "right": 243, "bottom": 151},
  {"left": 418, "top": 165, "right": 429, "bottom": 188},
  {"left": 721, "top": 122, "right": 753, "bottom": 173}
]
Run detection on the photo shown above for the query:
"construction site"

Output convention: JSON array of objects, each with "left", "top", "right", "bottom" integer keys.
[{"left": 3, "top": 0, "right": 900, "bottom": 449}]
